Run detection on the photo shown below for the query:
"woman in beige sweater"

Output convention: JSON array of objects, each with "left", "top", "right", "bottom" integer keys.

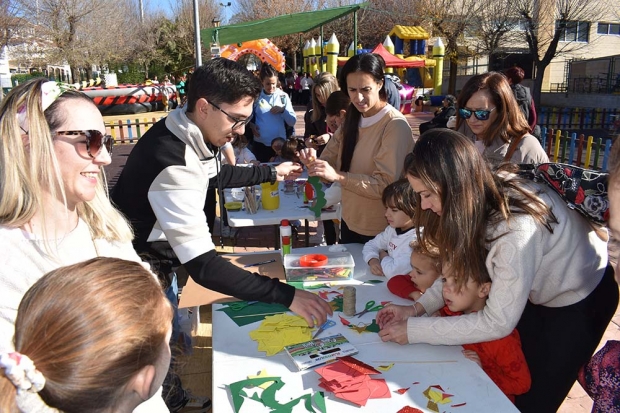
[{"left": 301, "top": 53, "right": 414, "bottom": 243}]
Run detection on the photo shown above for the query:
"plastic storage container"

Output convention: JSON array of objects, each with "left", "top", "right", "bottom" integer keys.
[{"left": 283, "top": 252, "right": 355, "bottom": 282}]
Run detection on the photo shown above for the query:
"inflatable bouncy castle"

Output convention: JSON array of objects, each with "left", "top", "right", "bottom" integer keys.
[{"left": 220, "top": 39, "right": 286, "bottom": 72}]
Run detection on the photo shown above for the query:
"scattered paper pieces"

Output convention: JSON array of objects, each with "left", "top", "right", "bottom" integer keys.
[
  {"left": 422, "top": 385, "right": 455, "bottom": 413},
  {"left": 452, "top": 402, "right": 467, "bottom": 407},
  {"left": 376, "top": 363, "right": 394, "bottom": 371},
  {"left": 228, "top": 376, "right": 326, "bottom": 413},
  {"left": 249, "top": 314, "right": 313, "bottom": 355},
  {"left": 247, "top": 370, "right": 275, "bottom": 389},
  {"left": 315, "top": 356, "right": 389, "bottom": 407},
  {"left": 339, "top": 318, "right": 380, "bottom": 334},
  {"left": 395, "top": 387, "right": 410, "bottom": 394},
  {"left": 218, "top": 302, "right": 289, "bottom": 327}
]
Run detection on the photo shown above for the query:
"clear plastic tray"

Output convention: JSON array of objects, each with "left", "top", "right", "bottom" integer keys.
[{"left": 283, "top": 252, "right": 354, "bottom": 282}]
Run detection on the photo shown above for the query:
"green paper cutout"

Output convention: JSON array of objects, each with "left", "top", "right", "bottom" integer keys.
[
  {"left": 260, "top": 378, "right": 286, "bottom": 408},
  {"left": 329, "top": 295, "right": 343, "bottom": 312},
  {"left": 229, "top": 377, "right": 282, "bottom": 412},
  {"left": 363, "top": 279, "right": 384, "bottom": 284},
  {"left": 366, "top": 319, "right": 381, "bottom": 333},
  {"left": 308, "top": 176, "right": 326, "bottom": 217},
  {"left": 314, "top": 391, "right": 327, "bottom": 413},
  {"left": 218, "top": 302, "right": 289, "bottom": 327}
]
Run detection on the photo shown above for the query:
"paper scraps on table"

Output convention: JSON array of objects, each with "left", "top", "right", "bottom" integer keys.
[
  {"left": 397, "top": 407, "right": 424, "bottom": 413},
  {"left": 218, "top": 301, "right": 289, "bottom": 327},
  {"left": 315, "top": 356, "right": 390, "bottom": 407},
  {"left": 327, "top": 295, "right": 343, "bottom": 312},
  {"left": 318, "top": 290, "right": 342, "bottom": 300},
  {"left": 228, "top": 376, "right": 326, "bottom": 413},
  {"left": 376, "top": 363, "right": 394, "bottom": 371},
  {"left": 247, "top": 370, "right": 275, "bottom": 389},
  {"left": 422, "top": 384, "right": 455, "bottom": 413},
  {"left": 395, "top": 387, "right": 410, "bottom": 395},
  {"left": 248, "top": 314, "right": 313, "bottom": 355},
  {"left": 342, "top": 318, "right": 381, "bottom": 334}
]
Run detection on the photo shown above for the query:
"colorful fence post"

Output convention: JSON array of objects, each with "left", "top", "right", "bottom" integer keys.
[
  {"left": 117, "top": 120, "right": 126, "bottom": 143},
  {"left": 568, "top": 132, "right": 577, "bottom": 165},
  {"left": 593, "top": 138, "right": 602, "bottom": 169},
  {"left": 602, "top": 138, "right": 612, "bottom": 171},
  {"left": 585, "top": 136, "right": 594, "bottom": 169},
  {"left": 576, "top": 134, "right": 585, "bottom": 167},
  {"left": 126, "top": 120, "right": 134, "bottom": 144}
]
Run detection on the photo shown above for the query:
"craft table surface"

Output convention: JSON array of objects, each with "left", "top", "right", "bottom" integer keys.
[
  {"left": 212, "top": 245, "right": 519, "bottom": 412},
  {"left": 224, "top": 181, "right": 340, "bottom": 228}
]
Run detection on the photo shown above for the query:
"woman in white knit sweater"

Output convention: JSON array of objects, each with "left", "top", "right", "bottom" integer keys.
[
  {"left": 377, "top": 129, "right": 618, "bottom": 413},
  {"left": 0, "top": 79, "right": 167, "bottom": 412}
]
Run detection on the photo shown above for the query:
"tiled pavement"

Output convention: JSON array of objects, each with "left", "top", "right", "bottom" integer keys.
[{"left": 104, "top": 107, "right": 620, "bottom": 412}]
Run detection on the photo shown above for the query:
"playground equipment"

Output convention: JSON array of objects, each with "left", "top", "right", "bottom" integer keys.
[{"left": 220, "top": 39, "right": 286, "bottom": 72}]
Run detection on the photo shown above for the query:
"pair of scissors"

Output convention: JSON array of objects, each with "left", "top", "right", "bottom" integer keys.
[
  {"left": 354, "top": 300, "right": 384, "bottom": 318},
  {"left": 312, "top": 319, "right": 336, "bottom": 339},
  {"left": 227, "top": 300, "right": 258, "bottom": 311}
]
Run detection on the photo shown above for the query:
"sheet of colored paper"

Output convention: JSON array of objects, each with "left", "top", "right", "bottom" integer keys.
[
  {"left": 249, "top": 314, "right": 313, "bottom": 356},
  {"left": 218, "top": 302, "right": 290, "bottom": 327}
]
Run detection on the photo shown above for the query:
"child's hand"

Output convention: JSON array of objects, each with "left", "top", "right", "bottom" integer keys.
[
  {"left": 409, "top": 291, "right": 422, "bottom": 301},
  {"left": 368, "top": 259, "right": 385, "bottom": 276},
  {"left": 299, "top": 148, "right": 317, "bottom": 166},
  {"left": 313, "top": 133, "right": 331, "bottom": 146},
  {"left": 462, "top": 350, "right": 482, "bottom": 367},
  {"left": 378, "top": 250, "right": 388, "bottom": 261}
]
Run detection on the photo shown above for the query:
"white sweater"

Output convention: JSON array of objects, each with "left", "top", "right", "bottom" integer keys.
[
  {"left": 410, "top": 184, "right": 608, "bottom": 345},
  {"left": 362, "top": 226, "right": 417, "bottom": 278},
  {"left": 0, "top": 220, "right": 166, "bottom": 413}
]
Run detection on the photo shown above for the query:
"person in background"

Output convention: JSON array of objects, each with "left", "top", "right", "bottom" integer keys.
[
  {"left": 418, "top": 94, "right": 456, "bottom": 134},
  {"left": 279, "top": 136, "right": 303, "bottom": 164},
  {"left": 176, "top": 73, "right": 186, "bottom": 106},
  {"left": 377, "top": 129, "right": 618, "bottom": 412},
  {"left": 222, "top": 135, "right": 258, "bottom": 166},
  {"left": 312, "top": 90, "right": 351, "bottom": 245},
  {"left": 362, "top": 179, "right": 417, "bottom": 279},
  {"left": 300, "top": 72, "right": 313, "bottom": 105},
  {"left": 300, "top": 53, "right": 414, "bottom": 244},
  {"left": 0, "top": 258, "right": 173, "bottom": 413},
  {"left": 249, "top": 63, "right": 296, "bottom": 162},
  {"left": 0, "top": 78, "right": 170, "bottom": 412},
  {"left": 303, "top": 72, "right": 339, "bottom": 157},
  {"left": 577, "top": 141, "right": 620, "bottom": 413},
  {"left": 387, "top": 240, "right": 442, "bottom": 302},
  {"left": 440, "top": 262, "right": 531, "bottom": 403},
  {"left": 269, "top": 137, "right": 286, "bottom": 163},
  {"left": 503, "top": 66, "right": 540, "bottom": 139},
  {"left": 455, "top": 72, "right": 548, "bottom": 167}
]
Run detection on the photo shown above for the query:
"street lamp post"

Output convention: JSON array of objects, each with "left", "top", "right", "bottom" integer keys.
[{"left": 193, "top": 0, "right": 202, "bottom": 67}]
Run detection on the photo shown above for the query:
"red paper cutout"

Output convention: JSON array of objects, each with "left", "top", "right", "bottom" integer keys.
[
  {"left": 412, "top": 381, "right": 420, "bottom": 385},
  {"left": 451, "top": 402, "right": 467, "bottom": 407},
  {"left": 339, "top": 315, "right": 351, "bottom": 326},
  {"left": 395, "top": 387, "right": 410, "bottom": 394},
  {"left": 339, "top": 356, "right": 381, "bottom": 375},
  {"left": 397, "top": 407, "right": 424, "bottom": 413}
]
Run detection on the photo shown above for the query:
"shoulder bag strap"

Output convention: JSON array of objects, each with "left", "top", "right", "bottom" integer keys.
[{"left": 504, "top": 134, "right": 525, "bottom": 162}]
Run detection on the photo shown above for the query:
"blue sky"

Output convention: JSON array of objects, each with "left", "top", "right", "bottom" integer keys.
[{"left": 147, "top": 0, "right": 234, "bottom": 22}]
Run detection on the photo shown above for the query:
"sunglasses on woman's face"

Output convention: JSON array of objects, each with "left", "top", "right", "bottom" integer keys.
[
  {"left": 458, "top": 107, "right": 496, "bottom": 121},
  {"left": 56, "top": 130, "right": 114, "bottom": 158}
]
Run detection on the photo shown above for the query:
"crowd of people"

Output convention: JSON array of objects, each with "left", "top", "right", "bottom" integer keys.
[{"left": 1, "top": 54, "right": 618, "bottom": 413}]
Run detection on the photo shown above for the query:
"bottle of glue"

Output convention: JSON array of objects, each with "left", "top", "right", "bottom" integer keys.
[{"left": 280, "top": 219, "right": 292, "bottom": 257}]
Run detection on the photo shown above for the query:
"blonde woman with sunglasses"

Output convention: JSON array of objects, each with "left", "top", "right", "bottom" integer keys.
[
  {"left": 0, "top": 78, "right": 168, "bottom": 413},
  {"left": 455, "top": 72, "right": 548, "bottom": 167}
]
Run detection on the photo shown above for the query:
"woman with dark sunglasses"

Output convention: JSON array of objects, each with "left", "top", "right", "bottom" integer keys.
[
  {"left": 0, "top": 79, "right": 169, "bottom": 413},
  {"left": 455, "top": 72, "right": 548, "bottom": 167}
]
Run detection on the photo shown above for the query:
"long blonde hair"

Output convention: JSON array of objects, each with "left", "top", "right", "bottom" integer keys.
[
  {"left": 311, "top": 72, "right": 339, "bottom": 123},
  {"left": 0, "top": 78, "right": 132, "bottom": 243},
  {"left": 0, "top": 257, "right": 172, "bottom": 413}
]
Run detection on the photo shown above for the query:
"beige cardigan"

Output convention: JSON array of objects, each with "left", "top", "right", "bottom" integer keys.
[{"left": 320, "top": 105, "right": 414, "bottom": 236}]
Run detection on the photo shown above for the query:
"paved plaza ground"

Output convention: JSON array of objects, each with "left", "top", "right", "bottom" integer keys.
[{"left": 104, "top": 106, "right": 620, "bottom": 412}]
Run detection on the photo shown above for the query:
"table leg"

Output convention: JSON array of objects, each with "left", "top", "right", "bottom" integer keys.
[
  {"left": 274, "top": 225, "right": 280, "bottom": 249},
  {"left": 304, "top": 219, "right": 309, "bottom": 247}
]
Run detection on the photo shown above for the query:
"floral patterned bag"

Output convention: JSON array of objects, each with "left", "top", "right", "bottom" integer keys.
[{"left": 519, "top": 163, "right": 609, "bottom": 224}]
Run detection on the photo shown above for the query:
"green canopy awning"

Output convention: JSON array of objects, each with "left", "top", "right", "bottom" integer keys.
[{"left": 201, "top": 3, "right": 368, "bottom": 47}]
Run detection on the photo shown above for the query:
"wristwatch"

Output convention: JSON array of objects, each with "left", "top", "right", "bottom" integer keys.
[{"left": 269, "top": 165, "right": 278, "bottom": 184}]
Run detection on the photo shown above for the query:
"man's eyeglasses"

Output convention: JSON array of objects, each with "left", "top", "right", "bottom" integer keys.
[
  {"left": 209, "top": 101, "right": 251, "bottom": 131},
  {"left": 458, "top": 107, "right": 496, "bottom": 121},
  {"left": 56, "top": 130, "right": 114, "bottom": 158}
]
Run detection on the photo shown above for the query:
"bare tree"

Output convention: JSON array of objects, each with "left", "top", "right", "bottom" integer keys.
[
  {"left": 471, "top": 0, "right": 523, "bottom": 54},
  {"left": 414, "top": 0, "right": 485, "bottom": 94},
  {"left": 515, "top": 0, "right": 610, "bottom": 106},
  {"left": 170, "top": 0, "right": 219, "bottom": 69}
]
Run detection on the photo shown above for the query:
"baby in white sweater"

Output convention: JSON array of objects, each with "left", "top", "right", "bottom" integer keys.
[{"left": 362, "top": 179, "right": 417, "bottom": 278}]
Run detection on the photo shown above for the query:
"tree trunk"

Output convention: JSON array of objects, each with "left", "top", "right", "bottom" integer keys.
[
  {"left": 448, "top": 55, "right": 458, "bottom": 95},
  {"left": 532, "top": 62, "right": 545, "bottom": 110}
]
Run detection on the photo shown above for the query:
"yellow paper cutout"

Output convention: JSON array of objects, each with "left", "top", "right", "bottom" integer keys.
[
  {"left": 247, "top": 369, "right": 274, "bottom": 389},
  {"left": 376, "top": 363, "right": 394, "bottom": 371},
  {"left": 249, "top": 314, "right": 313, "bottom": 356}
]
